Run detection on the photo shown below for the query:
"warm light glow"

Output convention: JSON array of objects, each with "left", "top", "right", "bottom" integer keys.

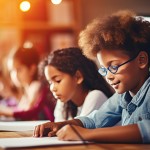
[
  {"left": 51, "top": 0, "right": 62, "bottom": 5},
  {"left": 20, "top": 1, "right": 31, "bottom": 12},
  {"left": 23, "top": 41, "right": 33, "bottom": 48}
]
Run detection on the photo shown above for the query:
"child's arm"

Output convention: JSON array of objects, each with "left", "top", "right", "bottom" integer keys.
[
  {"left": 33, "top": 119, "right": 83, "bottom": 137},
  {"left": 56, "top": 124, "right": 143, "bottom": 143},
  {"left": 86, "top": 124, "right": 142, "bottom": 143},
  {"left": 0, "top": 105, "right": 13, "bottom": 117}
]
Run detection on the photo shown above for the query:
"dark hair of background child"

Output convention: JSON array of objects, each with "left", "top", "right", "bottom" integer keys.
[
  {"left": 13, "top": 46, "right": 40, "bottom": 81},
  {"left": 39, "top": 47, "right": 113, "bottom": 120}
]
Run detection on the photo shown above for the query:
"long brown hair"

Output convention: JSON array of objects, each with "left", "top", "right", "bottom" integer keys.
[{"left": 40, "top": 47, "right": 113, "bottom": 120}]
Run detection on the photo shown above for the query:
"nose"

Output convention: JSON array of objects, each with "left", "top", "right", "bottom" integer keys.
[
  {"left": 50, "top": 83, "right": 57, "bottom": 92},
  {"left": 105, "top": 70, "right": 114, "bottom": 82}
]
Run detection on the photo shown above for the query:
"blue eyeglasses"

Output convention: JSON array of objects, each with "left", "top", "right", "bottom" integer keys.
[{"left": 98, "top": 55, "right": 138, "bottom": 76}]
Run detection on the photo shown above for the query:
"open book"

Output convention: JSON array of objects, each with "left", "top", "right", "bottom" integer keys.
[
  {"left": 0, "top": 137, "right": 87, "bottom": 148},
  {"left": 0, "top": 120, "right": 49, "bottom": 131}
]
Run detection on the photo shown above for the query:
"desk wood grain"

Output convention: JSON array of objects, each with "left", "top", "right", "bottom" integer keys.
[{"left": 0, "top": 131, "right": 150, "bottom": 150}]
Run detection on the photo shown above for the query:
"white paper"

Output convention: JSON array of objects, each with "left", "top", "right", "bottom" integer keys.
[
  {"left": 0, "top": 120, "right": 49, "bottom": 131},
  {"left": 0, "top": 137, "right": 85, "bottom": 148}
]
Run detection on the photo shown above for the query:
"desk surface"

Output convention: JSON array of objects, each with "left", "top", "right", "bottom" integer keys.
[{"left": 0, "top": 131, "right": 150, "bottom": 150}]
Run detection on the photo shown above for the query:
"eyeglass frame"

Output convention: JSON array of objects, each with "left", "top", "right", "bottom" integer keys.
[{"left": 98, "top": 54, "right": 139, "bottom": 76}]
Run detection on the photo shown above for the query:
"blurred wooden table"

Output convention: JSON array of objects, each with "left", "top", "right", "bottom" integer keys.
[{"left": 0, "top": 131, "right": 150, "bottom": 150}]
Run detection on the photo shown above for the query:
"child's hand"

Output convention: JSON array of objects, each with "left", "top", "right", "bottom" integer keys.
[
  {"left": 56, "top": 125, "right": 88, "bottom": 141},
  {"left": 0, "top": 105, "right": 12, "bottom": 116},
  {"left": 33, "top": 122, "right": 62, "bottom": 137},
  {"left": 0, "top": 105, "right": 6, "bottom": 115}
]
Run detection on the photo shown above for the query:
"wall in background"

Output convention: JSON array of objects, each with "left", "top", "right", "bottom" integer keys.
[
  {"left": 0, "top": 0, "right": 82, "bottom": 61},
  {"left": 80, "top": 0, "right": 150, "bottom": 29},
  {"left": 0, "top": 0, "right": 150, "bottom": 60}
]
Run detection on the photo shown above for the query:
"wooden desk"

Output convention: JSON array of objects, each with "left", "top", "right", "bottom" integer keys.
[{"left": 0, "top": 131, "right": 150, "bottom": 150}]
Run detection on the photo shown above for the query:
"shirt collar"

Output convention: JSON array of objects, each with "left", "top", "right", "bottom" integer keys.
[{"left": 120, "top": 75, "right": 150, "bottom": 109}]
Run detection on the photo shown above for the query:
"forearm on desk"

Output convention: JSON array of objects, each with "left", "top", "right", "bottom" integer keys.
[
  {"left": 87, "top": 124, "right": 142, "bottom": 143},
  {"left": 0, "top": 105, "right": 13, "bottom": 117}
]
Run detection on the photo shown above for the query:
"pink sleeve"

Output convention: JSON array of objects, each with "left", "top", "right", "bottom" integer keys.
[{"left": 13, "top": 86, "right": 56, "bottom": 121}]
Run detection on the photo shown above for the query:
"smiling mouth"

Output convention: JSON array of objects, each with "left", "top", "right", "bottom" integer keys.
[
  {"left": 111, "top": 82, "right": 120, "bottom": 88},
  {"left": 111, "top": 82, "right": 119, "bottom": 86}
]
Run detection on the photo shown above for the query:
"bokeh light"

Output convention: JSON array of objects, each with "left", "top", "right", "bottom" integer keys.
[
  {"left": 51, "top": 0, "right": 62, "bottom": 5},
  {"left": 20, "top": 1, "right": 31, "bottom": 12}
]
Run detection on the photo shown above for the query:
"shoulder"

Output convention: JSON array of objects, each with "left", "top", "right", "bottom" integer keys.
[
  {"left": 26, "top": 81, "right": 42, "bottom": 98},
  {"left": 29, "top": 81, "right": 41, "bottom": 92},
  {"left": 79, "top": 90, "right": 109, "bottom": 116},
  {"left": 83, "top": 90, "right": 108, "bottom": 106},
  {"left": 87, "top": 90, "right": 108, "bottom": 100}
]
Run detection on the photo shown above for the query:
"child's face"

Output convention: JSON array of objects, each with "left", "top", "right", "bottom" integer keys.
[
  {"left": 44, "top": 65, "right": 80, "bottom": 103},
  {"left": 97, "top": 49, "right": 142, "bottom": 95},
  {"left": 9, "top": 59, "right": 33, "bottom": 87}
]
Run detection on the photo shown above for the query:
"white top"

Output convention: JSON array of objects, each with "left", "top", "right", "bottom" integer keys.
[
  {"left": 54, "top": 90, "right": 108, "bottom": 122},
  {"left": 17, "top": 81, "right": 41, "bottom": 110}
]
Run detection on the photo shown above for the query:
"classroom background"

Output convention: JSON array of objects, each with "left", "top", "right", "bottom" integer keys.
[
  {"left": 0, "top": 0, "right": 150, "bottom": 121},
  {"left": 0, "top": 0, "right": 150, "bottom": 62}
]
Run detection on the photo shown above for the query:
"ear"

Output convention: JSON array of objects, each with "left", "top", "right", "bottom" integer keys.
[
  {"left": 75, "top": 70, "right": 84, "bottom": 84},
  {"left": 137, "top": 51, "right": 149, "bottom": 69}
]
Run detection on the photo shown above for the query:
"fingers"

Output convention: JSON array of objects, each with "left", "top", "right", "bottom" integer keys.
[
  {"left": 33, "top": 122, "right": 59, "bottom": 137},
  {"left": 47, "top": 126, "right": 58, "bottom": 137},
  {"left": 33, "top": 124, "right": 44, "bottom": 137},
  {"left": 56, "top": 125, "right": 84, "bottom": 141},
  {"left": 33, "top": 122, "right": 50, "bottom": 137},
  {"left": 48, "top": 130, "right": 56, "bottom": 137},
  {"left": 56, "top": 125, "right": 71, "bottom": 141},
  {"left": 56, "top": 128, "right": 65, "bottom": 140},
  {"left": 33, "top": 125, "right": 39, "bottom": 137},
  {"left": 39, "top": 124, "right": 45, "bottom": 137}
]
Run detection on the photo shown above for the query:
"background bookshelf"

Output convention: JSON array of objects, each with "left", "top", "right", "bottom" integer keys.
[
  {"left": 0, "top": 0, "right": 82, "bottom": 60},
  {"left": 1, "top": 0, "right": 149, "bottom": 62}
]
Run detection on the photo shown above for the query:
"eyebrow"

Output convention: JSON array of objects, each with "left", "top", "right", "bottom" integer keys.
[{"left": 49, "top": 74, "right": 61, "bottom": 81}]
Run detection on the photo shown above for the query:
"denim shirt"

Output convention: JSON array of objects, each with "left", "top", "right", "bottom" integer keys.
[{"left": 76, "top": 76, "right": 150, "bottom": 143}]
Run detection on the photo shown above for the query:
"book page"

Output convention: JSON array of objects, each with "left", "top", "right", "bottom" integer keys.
[
  {"left": 0, "top": 137, "right": 86, "bottom": 148},
  {"left": 0, "top": 120, "right": 49, "bottom": 131}
]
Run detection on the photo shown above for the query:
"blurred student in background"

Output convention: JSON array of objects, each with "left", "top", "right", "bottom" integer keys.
[
  {"left": 39, "top": 47, "right": 113, "bottom": 122},
  {"left": 0, "top": 45, "right": 56, "bottom": 121},
  {"left": 0, "top": 69, "right": 20, "bottom": 107},
  {"left": 0, "top": 65, "right": 21, "bottom": 120}
]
